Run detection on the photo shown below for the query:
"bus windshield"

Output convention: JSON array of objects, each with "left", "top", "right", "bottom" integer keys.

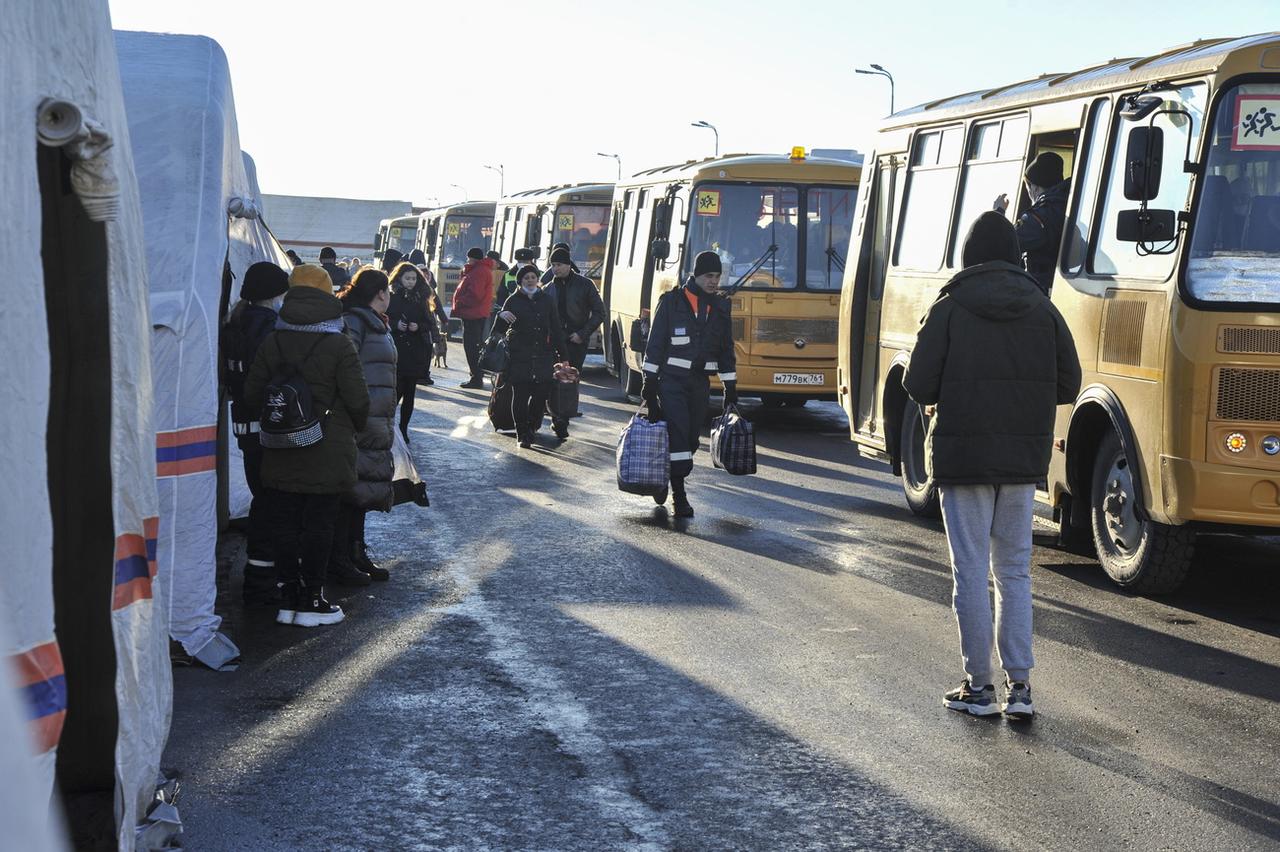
[
  {"left": 389, "top": 225, "right": 417, "bottom": 255},
  {"left": 806, "top": 186, "right": 857, "bottom": 290},
  {"left": 686, "top": 183, "right": 800, "bottom": 289},
  {"left": 1188, "top": 82, "right": 1280, "bottom": 304},
  {"left": 554, "top": 204, "right": 610, "bottom": 275},
  {"left": 439, "top": 215, "right": 493, "bottom": 267}
]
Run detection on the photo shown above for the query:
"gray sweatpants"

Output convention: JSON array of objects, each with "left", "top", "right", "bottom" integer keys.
[{"left": 938, "top": 483, "right": 1035, "bottom": 686}]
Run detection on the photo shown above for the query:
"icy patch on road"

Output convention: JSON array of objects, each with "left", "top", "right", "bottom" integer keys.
[{"left": 443, "top": 560, "right": 671, "bottom": 851}]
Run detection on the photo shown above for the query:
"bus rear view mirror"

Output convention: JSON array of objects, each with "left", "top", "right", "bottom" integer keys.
[
  {"left": 653, "top": 200, "right": 673, "bottom": 240},
  {"left": 650, "top": 238, "right": 671, "bottom": 261},
  {"left": 1116, "top": 208, "right": 1175, "bottom": 243},
  {"left": 1125, "top": 126, "right": 1163, "bottom": 201}
]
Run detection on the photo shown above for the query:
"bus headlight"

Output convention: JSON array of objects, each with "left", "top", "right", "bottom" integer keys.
[{"left": 1262, "top": 435, "right": 1280, "bottom": 456}]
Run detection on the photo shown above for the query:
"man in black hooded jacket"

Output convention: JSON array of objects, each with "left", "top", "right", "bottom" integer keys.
[{"left": 904, "top": 211, "right": 1080, "bottom": 721}]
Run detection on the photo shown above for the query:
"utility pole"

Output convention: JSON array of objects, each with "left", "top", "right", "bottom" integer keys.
[
  {"left": 855, "top": 64, "right": 895, "bottom": 115},
  {"left": 596, "top": 152, "right": 622, "bottom": 181},
  {"left": 691, "top": 120, "right": 719, "bottom": 157},
  {"left": 483, "top": 164, "right": 504, "bottom": 199}
]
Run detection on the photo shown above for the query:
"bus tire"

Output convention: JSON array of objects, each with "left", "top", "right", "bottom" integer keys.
[
  {"left": 899, "top": 399, "right": 940, "bottom": 518},
  {"left": 1089, "top": 431, "right": 1193, "bottom": 594},
  {"left": 618, "top": 358, "right": 641, "bottom": 401}
]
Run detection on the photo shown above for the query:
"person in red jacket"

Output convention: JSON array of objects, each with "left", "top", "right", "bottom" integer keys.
[{"left": 452, "top": 246, "right": 496, "bottom": 388}]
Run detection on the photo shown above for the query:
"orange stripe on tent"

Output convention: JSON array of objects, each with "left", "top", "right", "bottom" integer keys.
[
  {"left": 113, "top": 577, "right": 154, "bottom": 610},
  {"left": 31, "top": 710, "right": 66, "bottom": 753},
  {"left": 11, "top": 642, "right": 63, "bottom": 688},
  {"left": 156, "top": 425, "right": 217, "bottom": 447},
  {"left": 156, "top": 456, "right": 217, "bottom": 477}
]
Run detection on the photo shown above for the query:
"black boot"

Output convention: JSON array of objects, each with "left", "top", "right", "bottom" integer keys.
[
  {"left": 354, "top": 540, "right": 389, "bottom": 581},
  {"left": 672, "top": 477, "right": 693, "bottom": 518},
  {"left": 331, "top": 550, "right": 372, "bottom": 586}
]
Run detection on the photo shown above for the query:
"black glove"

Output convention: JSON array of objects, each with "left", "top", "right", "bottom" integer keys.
[
  {"left": 642, "top": 376, "right": 663, "bottom": 422},
  {"left": 722, "top": 380, "right": 738, "bottom": 412}
]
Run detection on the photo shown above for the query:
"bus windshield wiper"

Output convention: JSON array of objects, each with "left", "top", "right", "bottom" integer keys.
[
  {"left": 727, "top": 244, "right": 778, "bottom": 293},
  {"left": 825, "top": 245, "right": 846, "bottom": 272}
]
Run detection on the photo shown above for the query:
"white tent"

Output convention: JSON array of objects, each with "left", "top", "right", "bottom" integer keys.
[
  {"left": 117, "top": 31, "right": 292, "bottom": 671},
  {"left": 2, "top": 1, "right": 171, "bottom": 849}
]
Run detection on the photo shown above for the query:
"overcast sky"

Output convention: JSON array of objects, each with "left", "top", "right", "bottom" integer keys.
[{"left": 108, "top": 0, "right": 1278, "bottom": 206}]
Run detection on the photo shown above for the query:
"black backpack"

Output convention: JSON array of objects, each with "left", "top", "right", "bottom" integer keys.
[{"left": 259, "top": 335, "right": 326, "bottom": 449}]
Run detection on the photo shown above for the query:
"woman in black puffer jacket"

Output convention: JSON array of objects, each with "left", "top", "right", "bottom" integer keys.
[
  {"left": 331, "top": 269, "right": 398, "bottom": 583},
  {"left": 386, "top": 261, "right": 438, "bottom": 440},
  {"left": 492, "top": 265, "right": 568, "bottom": 449}
]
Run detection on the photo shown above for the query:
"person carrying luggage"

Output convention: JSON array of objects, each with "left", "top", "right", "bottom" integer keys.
[
  {"left": 492, "top": 265, "right": 569, "bottom": 449},
  {"left": 641, "top": 251, "right": 737, "bottom": 518}
]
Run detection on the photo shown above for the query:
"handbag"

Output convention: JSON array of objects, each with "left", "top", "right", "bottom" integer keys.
[
  {"left": 478, "top": 333, "right": 509, "bottom": 374},
  {"left": 616, "top": 408, "right": 669, "bottom": 496},
  {"left": 710, "top": 405, "right": 757, "bottom": 475},
  {"left": 390, "top": 429, "right": 429, "bottom": 507}
]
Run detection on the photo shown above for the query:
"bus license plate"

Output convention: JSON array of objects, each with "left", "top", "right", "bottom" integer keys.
[{"left": 773, "top": 372, "right": 825, "bottom": 386}]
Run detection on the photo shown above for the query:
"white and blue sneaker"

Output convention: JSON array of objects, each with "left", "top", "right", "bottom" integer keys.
[
  {"left": 1003, "top": 681, "right": 1034, "bottom": 720},
  {"left": 944, "top": 680, "right": 1000, "bottom": 716},
  {"left": 275, "top": 581, "right": 299, "bottom": 626}
]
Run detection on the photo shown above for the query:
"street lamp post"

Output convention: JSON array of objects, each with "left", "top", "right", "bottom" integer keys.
[
  {"left": 596, "top": 152, "right": 622, "bottom": 181},
  {"left": 855, "top": 64, "right": 895, "bottom": 115},
  {"left": 449, "top": 183, "right": 468, "bottom": 202},
  {"left": 483, "top": 164, "right": 504, "bottom": 198},
  {"left": 691, "top": 120, "right": 719, "bottom": 157}
]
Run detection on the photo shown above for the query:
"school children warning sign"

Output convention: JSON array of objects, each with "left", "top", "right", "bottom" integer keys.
[
  {"left": 696, "top": 190, "right": 721, "bottom": 216},
  {"left": 1233, "top": 95, "right": 1280, "bottom": 151},
  {"left": 558, "top": 213, "right": 575, "bottom": 230}
]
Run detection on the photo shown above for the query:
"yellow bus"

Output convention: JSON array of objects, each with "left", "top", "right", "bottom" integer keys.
[
  {"left": 837, "top": 34, "right": 1280, "bottom": 593},
  {"left": 415, "top": 201, "right": 495, "bottom": 332},
  {"left": 373, "top": 214, "right": 420, "bottom": 267},
  {"left": 604, "top": 151, "right": 861, "bottom": 403}
]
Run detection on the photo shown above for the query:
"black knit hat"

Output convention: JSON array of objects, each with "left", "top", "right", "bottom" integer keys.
[
  {"left": 961, "top": 211, "right": 1022, "bottom": 268},
  {"left": 552, "top": 242, "right": 571, "bottom": 253},
  {"left": 487, "top": 250, "right": 509, "bottom": 271},
  {"left": 319, "top": 246, "right": 337, "bottom": 261},
  {"left": 1025, "top": 151, "right": 1064, "bottom": 189},
  {"left": 467, "top": 247, "right": 484, "bottom": 260},
  {"left": 407, "top": 248, "right": 427, "bottom": 265},
  {"left": 549, "top": 247, "right": 572, "bottom": 265},
  {"left": 514, "top": 247, "right": 535, "bottom": 262},
  {"left": 515, "top": 264, "right": 541, "bottom": 285},
  {"left": 240, "top": 261, "right": 290, "bottom": 302},
  {"left": 693, "top": 250, "right": 722, "bottom": 277},
  {"left": 381, "top": 248, "right": 403, "bottom": 271}
]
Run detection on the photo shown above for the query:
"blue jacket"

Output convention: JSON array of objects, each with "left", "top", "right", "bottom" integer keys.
[
  {"left": 643, "top": 279, "right": 736, "bottom": 385},
  {"left": 1015, "top": 179, "right": 1071, "bottom": 294}
]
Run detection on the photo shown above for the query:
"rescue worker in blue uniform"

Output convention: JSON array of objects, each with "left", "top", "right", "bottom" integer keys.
[
  {"left": 641, "top": 251, "right": 737, "bottom": 518},
  {"left": 994, "top": 151, "right": 1071, "bottom": 296}
]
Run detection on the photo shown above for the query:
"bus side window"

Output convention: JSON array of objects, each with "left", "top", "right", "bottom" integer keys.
[
  {"left": 950, "top": 115, "right": 1029, "bottom": 268},
  {"left": 629, "top": 189, "right": 648, "bottom": 266},
  {"left": 615, "top": 190, "right": 632, "bottom": 266},
  {"left": 1063, "top": 98, "right": 1111, "bottom": 277},
  {"left": 894, "top": 125, "right": 963, "bottom": 271}
]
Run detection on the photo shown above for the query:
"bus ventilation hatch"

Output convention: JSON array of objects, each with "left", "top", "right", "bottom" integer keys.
[
  {"left": 1215, "top": 367, "right": 1280, "bottom": 422},
  {"left": 1101, "top": 299, "right": 1146, "bottom": 367},
  {"left": 1218, "top": 326, "right": 1280, "bottom": 355}
]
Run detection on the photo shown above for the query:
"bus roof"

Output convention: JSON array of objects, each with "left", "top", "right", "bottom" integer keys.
[
  {"left": 420, "top": 201, "right": 495, "bottom": 221},
  {"left": 889, "top": 33, "right": 1280, "bottom": 127},
  {"left": 388, "top": 214, "right": 420, "bottom": 228},
  {"left": 500, "top": 183, "right": 615, "bottom": 204},
  {"left": 620, "top": 152, "right": 861, "bottom": 188}
]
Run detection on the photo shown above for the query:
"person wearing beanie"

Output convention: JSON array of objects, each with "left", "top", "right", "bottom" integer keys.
[
  {"left": 543, "top": 245, "right": 605, "bottom": 440},
  {"left": 244, "top": 260, "right": 370, "bottom": 628},
  {"left": 220, "top": 261, "right": 290, "bottom": 605},
  {"left": 993, "top": 150, "right": 1072, "bottom": 295},
  {"left": 903, "top": 211, "right": 1080, "bottom": 720},
  {"left": 492, "top": 247, "right": 539, "bottom": 321},
  {"left": 453, "top": 246, "right": 498, "bottom": 388},
  {"left": 380, "top": 247, "right": 404, "bottom": 273},
  {"left": 540, "top": 243, "right": 580, "bottom": 283},
  {"left": 285, "top": 249, "right": 303, "bottom": 267},
  {"left": 639, "top": 249, "right": 737, "bottom": 518},
  {"left": 493, "top": 265, "right": 569, "bottom": 449},
  {"left": 319, "top": 245, "right": 349, "bottom": 293},
  {"left": 407, "top": 248, "right": 427, "bottom": 266}
]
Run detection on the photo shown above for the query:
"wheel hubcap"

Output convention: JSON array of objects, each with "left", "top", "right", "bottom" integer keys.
[{"left": 1103, "top": 456, "right": 1140, "bottom": 553}]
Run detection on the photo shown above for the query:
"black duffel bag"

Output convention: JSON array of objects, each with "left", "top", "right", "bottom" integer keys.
[{"left": 478, "top": 333, "right": 510, "bottom": 375}]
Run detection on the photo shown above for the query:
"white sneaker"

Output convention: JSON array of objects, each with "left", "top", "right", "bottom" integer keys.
[
  {"left": 1003, "top": 681, "right": 1034, "bottom": 719},
  {"left": 292, "top": 588, "right": 344, "bottom": 628}
]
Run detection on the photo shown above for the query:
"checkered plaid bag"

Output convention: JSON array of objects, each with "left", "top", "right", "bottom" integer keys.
[
  {"left": 711, "top": 405, "right": 756, "bottom": 475},
  {"left": 616, "top": 411, "right": 669, "bottom": 496}
]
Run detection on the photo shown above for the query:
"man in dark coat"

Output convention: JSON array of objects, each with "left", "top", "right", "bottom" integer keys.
[
  {"left": 641, "top": 251, "right": 737, "bottom": 518},
  {"left": 320, "top": 245, "right": 349, "bottom": 293},
  {"left": 220, "top": 261, "right": 289, "bottom": 605},
  {"left": 904, "top": 211, "right": 1081, "bottom": 720},
  {"left": 244, "top": 264, "right": 371, "bottom": 628},
  {"left": 543, "top": 246, "right": 605, "bottom": 439},
  {"left": 492, "top": 265, "right": 569, "bottom": 448},
  {"left": 995, "top": 151, "right": 1071, "bottom": 295}
]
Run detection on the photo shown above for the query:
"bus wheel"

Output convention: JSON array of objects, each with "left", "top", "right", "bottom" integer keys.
[
  {"left": 899, "top": 399, "right": 940, "bottom": 518},
  {"left": 1089, "top": 431, "right": 1194, "bottom": 594},
  {"left": 781, "top": 397, "right": 808, "bottom": 408},
  {"left": 760, "top": 394, "right": 785, "bottom": 408},
  {"left": 618, "top": 356, "right": 641, "bottom": 399}
]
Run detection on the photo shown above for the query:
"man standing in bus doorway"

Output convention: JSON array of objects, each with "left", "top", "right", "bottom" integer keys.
[
  {"left": 453, "top": 246, "right": 496, "bottom": 389},
  {"left": 641, "top": 251, "right": 737, "bottom": 518},
  {"left": 904, "top": 211, "right": 1080, "bottom": 720},
  {"left": 994, "top": 151, "right": 1071, "bottom": 296},
  {"left": 544, "top": 246, "right": 605, "bottom": 440}
]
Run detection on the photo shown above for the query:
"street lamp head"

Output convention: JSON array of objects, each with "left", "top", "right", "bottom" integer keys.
[
  {"left": 855, "top": 68, "right": 873, "bottom": 75},
  {"left": 870, "top": 63, "right": 886, "bottom": 72}
]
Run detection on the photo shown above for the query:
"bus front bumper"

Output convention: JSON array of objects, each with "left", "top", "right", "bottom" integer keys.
[{"left": 1159, "top": 455, "right": 1280, "bottom": 528}]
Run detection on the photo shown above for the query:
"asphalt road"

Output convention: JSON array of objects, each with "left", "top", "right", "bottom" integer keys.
[{"left": 169, "top": 358, "right": 1280, "bottom": 851}]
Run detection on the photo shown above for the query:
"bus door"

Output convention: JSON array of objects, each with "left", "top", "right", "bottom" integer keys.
[{"left": 855, "top": 156, "right": 902, "bottom": 434}]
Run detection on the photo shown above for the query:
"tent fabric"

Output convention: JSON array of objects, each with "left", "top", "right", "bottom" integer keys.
[
  {"left": 3, "top": 2, "right": 170, "bottom": 848},
  {"left": 117, "top": 31, "right": 286, "bottom": 666}
]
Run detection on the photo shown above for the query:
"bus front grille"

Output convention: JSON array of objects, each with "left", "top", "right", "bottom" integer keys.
[
  {"left": 1216, "top": 367, "right": 1280, "bottom": 422},
  {"left": 753, "top": 319, "right": 838, "bottom": 346},
  {"left": 1218, "top": 325, "right": 1280, "bottom": 355}
]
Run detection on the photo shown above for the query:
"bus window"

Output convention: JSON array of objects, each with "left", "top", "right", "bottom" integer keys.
[
  {"left": 806, "top": 186, "right": 857, "bottom": 289},
  {"left": 950, "top": 115, "right": 1028, "bottom": 267},
  {"left": 1091, "top": 84, "right": 1206, "bottom": 279},
  {"left": 555, "top": 204, "right": 610, "bottom": 273},
  {"left": 615, "top": 191, "right": 632, "bottom": 266},
  {"left": 439, "top": 214, "right": 492, "bottom": 266},
  {"left": 1187, "top": 82, "right": 1280, "bottom": 303},
  {"left": 628, "top": 191, "right": 647, "bottom": 267},
  {"left": 686, "top": 183, "right": 800, "bottom": 289},
  {"left": 895, "top": 126, "right": 963, "bottom": 271},
  {"left": 1063, "top": 98, "right": 1111, "bottom": 276}
]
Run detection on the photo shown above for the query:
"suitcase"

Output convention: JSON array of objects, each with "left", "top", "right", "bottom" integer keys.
[
  {"left": 547, "top": 379, "right": 580, "bottom": 421},
  {"left": 616, "top": 411, "right": 669, "bottom": 496},
  {"left": 487, "top": 376, "right": 517, "bottom": 434},
  {"left": 710, "top": 405, "right": 757, "bottom": 475}
]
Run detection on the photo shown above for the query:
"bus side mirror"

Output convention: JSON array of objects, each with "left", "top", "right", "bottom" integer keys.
[
  {"left": 528, "top": 245, "right": 541, "bottom": 260},
  {"left": 1124, "top": 126, "right": 1163, "bottom": 201},
  {"left": 374, "top": 233, "right": 383, "bottom": 251},
  {"left": 650, "top": 238, "right": 671, "bottom": 260},
  {"left": 653, "top": 200, "right": 673, "bottom": 240},
  {"left": 1116, "top": 208, "right": 1175, "bottom": 243}
]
